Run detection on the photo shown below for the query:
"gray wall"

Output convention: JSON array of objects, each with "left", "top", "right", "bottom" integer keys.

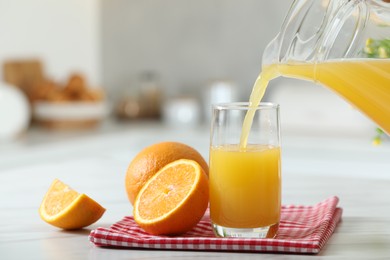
[{"left": 101, "top": 0, "right": 290, "bottom": 100}]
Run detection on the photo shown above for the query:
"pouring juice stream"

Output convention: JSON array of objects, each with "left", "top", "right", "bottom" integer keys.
[{"left": 239, "top": 58, "right": 390, "bottom": 148}]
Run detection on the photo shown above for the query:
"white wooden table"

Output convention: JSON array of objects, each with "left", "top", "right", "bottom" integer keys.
[{"left": 1, "top": 121, "right": 389, "bottom": 259}]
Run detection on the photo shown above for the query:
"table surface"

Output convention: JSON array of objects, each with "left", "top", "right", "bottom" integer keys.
[{"left": 1, "top": 121, "right": 390, "bottom": 259}]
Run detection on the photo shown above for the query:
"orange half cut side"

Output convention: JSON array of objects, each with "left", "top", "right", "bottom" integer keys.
[{"left": 133, "top": 159, "right": 209, "bottom": 235}]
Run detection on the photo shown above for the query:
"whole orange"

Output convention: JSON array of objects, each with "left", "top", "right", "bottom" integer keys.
[{"left": 125, "top": 141, "right": 209, "bottom": 205}]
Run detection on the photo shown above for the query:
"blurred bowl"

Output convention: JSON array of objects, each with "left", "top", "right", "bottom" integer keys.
[{"left": 33, "top": 101, "right": 108, "bottom": 129}]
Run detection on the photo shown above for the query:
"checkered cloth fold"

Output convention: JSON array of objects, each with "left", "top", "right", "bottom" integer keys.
[{"left": 89, "top": 196, "right": 342, "bottom": 254}]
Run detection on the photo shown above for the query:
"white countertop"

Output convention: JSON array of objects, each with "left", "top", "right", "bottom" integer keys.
[{"left": 1, "top": 120, "right": 390, "bottom": 259}]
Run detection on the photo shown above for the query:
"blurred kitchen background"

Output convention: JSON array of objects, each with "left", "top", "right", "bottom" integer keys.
[{"left": 0, "top": 0, "right": 378, "bottom": 144}]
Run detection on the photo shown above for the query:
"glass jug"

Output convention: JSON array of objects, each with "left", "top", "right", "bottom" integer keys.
[{"left": 262, "top": 0, "right": 390, "bottom": 135}]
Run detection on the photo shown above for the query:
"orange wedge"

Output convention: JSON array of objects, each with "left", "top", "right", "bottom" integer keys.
[
  {"left": 133, "top": 159, "right": 209, "bottom": 235},
  {"left": 39, "top": 179, "right": 106, "bottom": 230}
]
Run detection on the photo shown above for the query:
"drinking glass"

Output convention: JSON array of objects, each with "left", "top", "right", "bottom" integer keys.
[{"left": 209, "top": 102, "right": 281, "bottom": 238}]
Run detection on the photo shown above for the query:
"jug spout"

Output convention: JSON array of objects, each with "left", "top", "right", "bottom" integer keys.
[
  {"left": 261, "top": 0, "right": 339, "bottom": 66},
  {"left": 262, "top": 34, "right": 281, "bottom": 66}
]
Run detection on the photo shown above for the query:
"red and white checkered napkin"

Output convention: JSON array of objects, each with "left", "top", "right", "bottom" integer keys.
[{"left": 89, "top": 196, "right": 342, "bottom": 254}]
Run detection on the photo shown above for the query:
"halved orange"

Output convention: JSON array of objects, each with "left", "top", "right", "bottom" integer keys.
[
  {"left": 133, "top": 159, "right": 209, "bottom": 235},
  {"left": 39, "top": 179, "right": 106, "bottom": 230},
  {"left": 125, "top": 141, "right": 209, "bottom": 205}
]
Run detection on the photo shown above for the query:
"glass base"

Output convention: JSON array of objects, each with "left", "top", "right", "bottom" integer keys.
[{"left": 212, "top": 222, "right": 279, "bottom": 238}]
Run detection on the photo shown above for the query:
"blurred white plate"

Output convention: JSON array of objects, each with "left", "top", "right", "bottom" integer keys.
[{"left": 33, "top": 101, "right": 108, "bottom": 121}]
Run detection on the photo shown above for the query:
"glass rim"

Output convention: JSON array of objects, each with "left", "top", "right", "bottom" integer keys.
[{"left": 212, "top": 102, "right": 279, "bottom": 110}]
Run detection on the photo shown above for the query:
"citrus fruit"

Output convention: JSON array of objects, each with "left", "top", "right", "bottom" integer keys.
[
  {"left": 39, "top": 179, "right": 106, "bottom": 230},
  {"left": 133, "top": 159, "right": 209, "bottom": 235},
  {"left": 125, "top": 141, "right": 208, "bottom": 205}
]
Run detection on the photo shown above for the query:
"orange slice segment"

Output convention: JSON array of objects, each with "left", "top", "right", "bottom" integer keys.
[
  {"left": 133, "top": 159, "right": 209, "bottom": 235},
  {"left": 39, "top": 179, "right": 106, "bottom": 230}
]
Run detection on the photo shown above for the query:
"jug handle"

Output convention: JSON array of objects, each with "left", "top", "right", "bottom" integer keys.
[{"left": 318, "top": 0, "right": 369, "bottom": 61}]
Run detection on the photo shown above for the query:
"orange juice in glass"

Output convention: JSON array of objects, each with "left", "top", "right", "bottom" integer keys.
[{"left": 209, "top": 102, "right": 281, "bottom": 238}]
